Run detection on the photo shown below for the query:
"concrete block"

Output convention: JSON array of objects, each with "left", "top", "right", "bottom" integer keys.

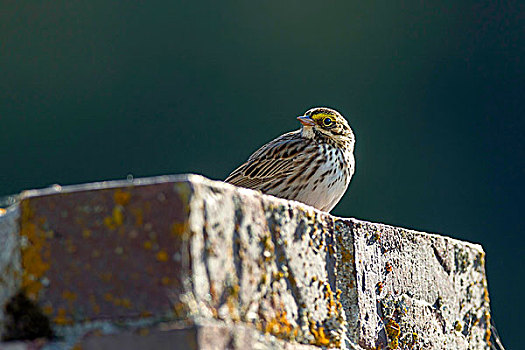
[
  {"left": 0, "top": 175, "right": 491, "bottom": 349},
  {"left": 334, "top": 220, "right": 490, "bottom": 349}
]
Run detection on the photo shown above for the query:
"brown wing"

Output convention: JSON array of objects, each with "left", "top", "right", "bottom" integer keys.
[{"left": 225, "top": 130, "right": 316, "bottom": 191}]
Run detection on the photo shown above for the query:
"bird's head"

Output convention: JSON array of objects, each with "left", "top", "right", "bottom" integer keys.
[{"left": 297, "top": 107, "right": 354, "bottom": 145}]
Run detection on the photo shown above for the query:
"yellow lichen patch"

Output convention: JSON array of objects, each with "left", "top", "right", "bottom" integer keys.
[
  {"left": 131, "top": 207, "right": 144, "bottom": 227},
  {"left": 104, "top": 206, "right": 125, "bottom": 230},
  {"left": 264, "top": 311, "right": 298, "bottom": 340},
  {"left": 385, "top": 318, "right": 401, "bottom": 349},
  {"left": 262, "top": 234, "right": 274, "bottom": 261},
  {"left": 103, "top": 216, "right": 116, "bottom": 230},
  {"left": 61, "top": 290, "right": 78, "bottom": 302},
  {"left": 225, "top": 289, "right": 241, "bottom": 322},
  {"left": 138, "top": 328, "right": 150, "bottom": 336},
  {"left": 388, "top": 338, "right": 399, "bottom": 349},
  {"left": 156, "top": 250, "right": 169, "bottom": 262},
  {"left": 113, "top": 189, "right": 131, "bottom": 206},
  {"left": 20, "top": 200, "right": 51, "bottom": 300},
  {"left": 54, "top": 307, "right": 73, "bottom": 325},
  {"left": 172, "top": 303, "right": 186, "bottom": 318},
  {"left": 71, "top": 344, "right": 83, "bottom": 350},
  {"left": 400, "top": 332, "right": 419, "bottom": 349},
  {"left": 484, "top": 310, "right": 492, "bottom": 345},
  {"left": 322, "top": 283, "right": 344, "bottom": 321},
  {"left": 143, "top": 240, "right": 153, "bottom": 250},
  {"left": 141, "top": 310, "right": 153, "bottom": 318},
  {"left": 82, "top": 229, "right": 92, "bottom": 238},
  {"left": 42, "top": 304, "right": 54, "bottom": 315},
  {"left": 309, "top": 320, "right": 333, "bottom": 347},
  {"left": 483, "top": 286, "right": 490, "bottom": 303},
  {"left": 112, "top": 206, "right": 124, "bottom": 226},
  {"left": 171, "top": 221, "right": 188, "bottom": 237},
  {"left": 103, "top": 292, "right": 113, "bottom": 302},
  {"left": 336, "top": 235, "right": 354, "bottom": 264},
  {"left": 376, "top": 282, "right": 384, "bottom": 294},
  {"left": 160, "top": 276, "right": 171, "bottom": 286},
  {"left": 312, "top": 327, "right": 331, "bottom": 346}
]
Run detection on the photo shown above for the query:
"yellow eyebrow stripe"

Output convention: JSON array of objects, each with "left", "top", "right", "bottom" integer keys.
[{"left": 311, "top": 113, "right": 333, "bottom": 121}]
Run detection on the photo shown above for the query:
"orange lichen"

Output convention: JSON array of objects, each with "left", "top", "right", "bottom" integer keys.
[
  {"left": 336, "top": 235, "right": 354, "bottom": 264},
  {"left": 309, "top": 322, "right": 331, "bottom": 347},
  {"left": 138, "top": 328, "right": 150, "bottom": 336},
  {"left": 262, "top": 234, "right": 274, "bottom": 261},
  {"left": 485, "top": 310, "right": 492, "bottom": 345},
  {"left": 315, "top": 327, "right": 331, "bottom": 346},
  {"left": 61, "top": 290, "right": 78, "bottom": 302},
  {"left": 82, "top": 229, "right": 92, "bottom": 238},
  {"left": 385, "top": 318, "right": 401, "bottom": 349},
  {"left": 376, "top": 282, "right": 384, "bottom": 294},
  {"left": 484, "top": 287, "right": 490, "bottom": 303},
  {"left": 386, "top": 318, "right": 401, "bottom": 338},
  {"left": 141, "top": 310, "right": 153, "bottom": 318},
  {"left": 161, "top": 276, "right": 171, "bottom": 286},
  {"left": 20, "top": 200, "right": 51, "bottom": 299},
  {"left": 54, "top": 307, "right": 73, "bottom": 325},
  {"left": 103, "top": 216, "right": 116, "bottom": 230},
  {"left": 225, "top": 295, "right": 240, "bottom": 321},
  {"left": 264, "top": 311, "right": 297, "bottom": 339},
  {"left": 131, "top": 207, "right": 144, "bottom": 227},
  {"left": 171, "top": 221, "right": 188, "bottom": 237},
  {"left": 42, "top": 304, "right": 54, "bottom": 315},
  {"left": 172, "top": 303, "right": 186, "bottom": 318},
  {"left": 388, "top": 338, "right": 399, "bottom": 349},
  {"left": 156, "top": 250, "right": 169, "bottom": 262},
  {"left": 104, "top": 206, "right": 125, "bottom": 230},
  {"left": 112, "top": 206, "right": 124, "bottom": 226},
  {"left": 143, "top": 240, "right": 153, "bottom": 250},
  {"left": 113, "top": 189, "right": 131, "bottom": 206}
]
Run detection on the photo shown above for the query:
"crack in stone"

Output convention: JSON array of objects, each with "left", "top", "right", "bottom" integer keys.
[{"left": 432, "top": 243, "right": 451, "bottom": 275}]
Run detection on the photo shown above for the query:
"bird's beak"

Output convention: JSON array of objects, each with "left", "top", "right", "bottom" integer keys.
[{"left": 297, "top": 115, "right": 315, "bottom": 126}]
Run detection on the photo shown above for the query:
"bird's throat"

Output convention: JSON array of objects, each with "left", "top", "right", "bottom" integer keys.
[{"left": 300, "top": 126, "right": 316, "bottom": 139}]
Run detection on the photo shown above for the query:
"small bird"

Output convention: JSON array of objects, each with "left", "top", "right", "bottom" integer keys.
[{"left": 225, "top": 107, "right": 355, "bottom": 212}]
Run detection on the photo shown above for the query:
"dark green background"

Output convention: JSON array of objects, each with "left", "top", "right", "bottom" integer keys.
[{"left": 1, "top": 1, "right": 522, "bottom": 347}]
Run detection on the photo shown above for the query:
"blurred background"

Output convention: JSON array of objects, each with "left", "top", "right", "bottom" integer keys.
[{"left": 0, "top": 1, "right": 522, "bottom": 347}]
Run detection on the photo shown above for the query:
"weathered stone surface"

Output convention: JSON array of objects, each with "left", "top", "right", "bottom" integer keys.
[
  {"left": 80, "top": 321, "right": 322, "bottom": 350},
  {"left": 334, "top": 220, "right": 490, "bottom": 349},
  {"left": 0, "top": 321, "right": 322, "bottom": 350},
  {"left": 0, "top": 174, "right": 491, "bottom": 349},
  {"left": 0, "top": 205, "right": 21, "bottom": 332}
]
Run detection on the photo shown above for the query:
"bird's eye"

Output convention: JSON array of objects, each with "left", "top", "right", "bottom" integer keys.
[{"left": 323, "top": 117, "right": 333, "bottom": 127}]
